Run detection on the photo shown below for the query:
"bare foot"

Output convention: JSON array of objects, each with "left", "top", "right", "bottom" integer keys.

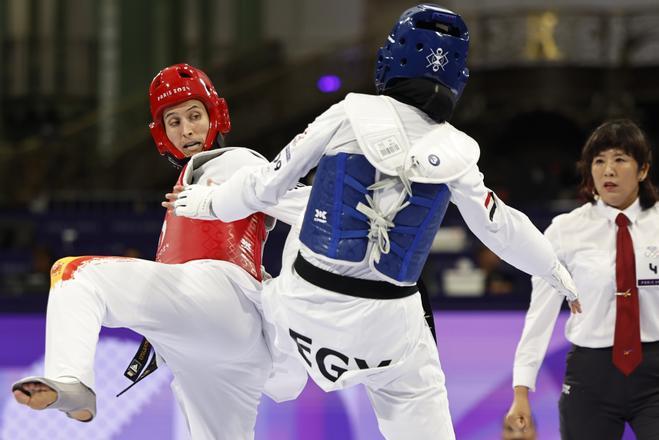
[
  {"left": 13, "top": 382, "right": 55, "bottom": 409},
  {"left": 67, "top": 409, "right": 93, "bottom": 422},
  {"left": 13, "top": 383, "right": 92, "bottom": 422}
]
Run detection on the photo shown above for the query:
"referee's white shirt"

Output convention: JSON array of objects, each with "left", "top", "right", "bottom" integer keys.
[{"left": 513, "top": 198, "right": 659, "bottom": 391}]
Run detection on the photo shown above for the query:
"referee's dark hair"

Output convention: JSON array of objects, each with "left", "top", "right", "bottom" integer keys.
[{"left": 577, "top": 119, "right": 658, "bottom": 210}]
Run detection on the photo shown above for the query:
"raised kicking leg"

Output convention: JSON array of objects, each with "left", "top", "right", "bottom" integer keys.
[{"left": 11, "top": 256, "right": 150, "bottom": 422}]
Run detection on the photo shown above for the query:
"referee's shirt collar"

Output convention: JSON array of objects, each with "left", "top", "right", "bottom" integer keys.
[{"left": 595, "top": 197, "right": 642, "bottom": 225}]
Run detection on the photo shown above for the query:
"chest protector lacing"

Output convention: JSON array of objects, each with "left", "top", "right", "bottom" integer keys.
[{"left": 355, "top": 166, "right": 413, "bottom": 262}]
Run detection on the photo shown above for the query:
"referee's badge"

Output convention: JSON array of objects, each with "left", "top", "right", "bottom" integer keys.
[{"left": 637, "top": 245, "right": 659, "bottom": 287}]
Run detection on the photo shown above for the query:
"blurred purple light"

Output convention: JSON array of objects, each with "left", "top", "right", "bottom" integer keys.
[{"left": 317, "top": 75, "right": 341, "bottom": 93}]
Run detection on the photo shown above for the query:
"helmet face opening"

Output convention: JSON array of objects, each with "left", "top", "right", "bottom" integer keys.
[
  {"left": 374, "top": 4, "right": 470, "bottom": 102},
  {"left": 148, "top": 64, "right": 231, "bottom": 164}
]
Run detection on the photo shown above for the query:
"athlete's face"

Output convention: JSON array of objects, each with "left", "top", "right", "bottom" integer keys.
[
  {"left": 163, "top": 99, "right": 210, "bottom": 157},
  {"left": 591, "top": 148, "right": 649, "bottom": 210}
]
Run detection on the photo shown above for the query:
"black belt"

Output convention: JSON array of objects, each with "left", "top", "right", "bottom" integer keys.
[
  {"left": 574, "top": 341, "right": 659, "bottom": 352},
  {"left": 293, "top": 253, "right": 418, "bottom": 299}
]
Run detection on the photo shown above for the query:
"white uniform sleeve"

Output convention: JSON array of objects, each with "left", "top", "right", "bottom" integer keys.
[
  {"left": 194, "top": 149, "right": 311, "bottom": 226},
  {"left": 512, "top": 222, "right": 565, "bottom": 391},
  {"left": 209, "top": 103, "right": 345, "bottom": 222},
  {"left": 260, "top": 185, "right": 310, "bottom": 226},
  {"left": 448, "top": 165, "right": 557, "bottom": 277}
]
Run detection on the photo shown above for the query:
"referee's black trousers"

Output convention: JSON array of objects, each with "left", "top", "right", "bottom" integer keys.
[{"left": 559, "top": 342, "right": 659, "bottom": 440}]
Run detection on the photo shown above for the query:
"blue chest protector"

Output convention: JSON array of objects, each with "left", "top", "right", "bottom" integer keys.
[{"left": 299, "top": 152, "right": 451, "bottom": 284}]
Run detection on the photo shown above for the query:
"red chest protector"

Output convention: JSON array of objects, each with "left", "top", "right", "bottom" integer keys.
[{"left": 155, "top": 169, "right": 266, "bottom": 281}]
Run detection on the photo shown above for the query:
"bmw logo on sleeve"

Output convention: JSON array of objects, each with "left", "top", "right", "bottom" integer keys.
[{"left": 428, "top": 154, "right": 440, "bottom": 166}]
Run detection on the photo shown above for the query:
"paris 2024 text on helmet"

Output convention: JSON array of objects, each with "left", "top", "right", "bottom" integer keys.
[
  {"left": 149, "top": 63, "right": 231, "bottom": 167},
  {"left": 375, "top": 4, "right": 470, "bottom": 106}
]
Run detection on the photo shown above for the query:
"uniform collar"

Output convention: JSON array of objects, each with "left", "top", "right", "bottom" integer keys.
[{"left": 595, "top": 197, "right": 642, "bottom": 224}]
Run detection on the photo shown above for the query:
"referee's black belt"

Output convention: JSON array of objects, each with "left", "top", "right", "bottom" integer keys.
[
  {"left": 574, "top": 341, "right": 659, "bottom": 352},
  {"left": 293, "top": 253, "right": 418, "bottom": 299}
]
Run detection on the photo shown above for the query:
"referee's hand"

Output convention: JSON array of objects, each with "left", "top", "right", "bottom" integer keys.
[{"left": 503, "top": 387, "right": 536, "bottom": 439}]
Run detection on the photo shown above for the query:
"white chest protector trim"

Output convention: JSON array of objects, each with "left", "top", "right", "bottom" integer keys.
[
  {"left": 344, "top": 93, "right": 480, "bottom": 184},
  {"left": 179, "top": 146, "right": 276, "bottom": 232},
  {"left": 181, "top": 147, "right": 267, "bottom": 185}
]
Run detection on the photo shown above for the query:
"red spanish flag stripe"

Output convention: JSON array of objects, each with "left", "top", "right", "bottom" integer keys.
[{"left": 50, "top": 256, "right": 103, "bottom": 288}]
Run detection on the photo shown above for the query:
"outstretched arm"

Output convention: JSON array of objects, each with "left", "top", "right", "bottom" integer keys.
[
  {"left": 162, "top": 173, "right": 311, "bottom": 227},
  {"left": 449, "top": 165, "right": 580, "bottom": 309},
  {"left": 170, "top": 104, "right": 344, "bottom": 224}
]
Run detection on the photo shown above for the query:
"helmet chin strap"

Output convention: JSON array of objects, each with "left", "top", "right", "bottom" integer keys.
[
  {"left": 165, "top": 154, "right": 189, "bottom": 170},
  {"left": 382, "top": 78, "right": 456, "bottom": 123},
  {"left": 213, "top": 134, "right": 225, "bottom": 149}
]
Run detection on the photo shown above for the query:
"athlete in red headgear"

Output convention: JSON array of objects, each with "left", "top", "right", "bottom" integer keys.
[
  {"left": 149, "top": 63, "right": 230, "bottom": 166},
  {"left": 10, "top": 64, "right": 309, "bottom": 440}
]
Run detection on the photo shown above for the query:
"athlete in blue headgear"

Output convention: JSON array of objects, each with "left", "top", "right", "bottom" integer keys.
[{"left": 170, "top": 5, "right": 581, "bottom": 438}]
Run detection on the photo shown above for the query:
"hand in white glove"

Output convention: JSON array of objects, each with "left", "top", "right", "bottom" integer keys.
[
  {"left": 543, "top": 260, "right": 582, "bottom": 313},
  {"left": 171, "top": 184, "right": 217, "bottom": 220}
]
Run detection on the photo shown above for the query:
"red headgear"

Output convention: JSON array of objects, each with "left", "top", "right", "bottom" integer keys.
[{"left": 148, "top": 64, "right": 231, "bottom": 163}]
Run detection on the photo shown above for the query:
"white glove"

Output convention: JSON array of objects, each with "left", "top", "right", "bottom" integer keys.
[
  {"left": 173, "top": 184, "right": 216, "bottom": 220},
  {"left": 543, "top": 260, "right": 579, "bottom": 302}
]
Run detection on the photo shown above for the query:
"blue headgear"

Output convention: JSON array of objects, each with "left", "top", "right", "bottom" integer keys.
[{"left": 375, "top": 4, "right": 470, "bottom": 102}]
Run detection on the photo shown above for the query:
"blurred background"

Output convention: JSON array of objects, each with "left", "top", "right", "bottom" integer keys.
[{"left": 0, "top": 0, "right": 658, "bottom": 438}]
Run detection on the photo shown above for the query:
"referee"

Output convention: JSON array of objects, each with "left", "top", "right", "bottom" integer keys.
[{"left": 505, "top": 119, "right": 659, "bottom": 439}]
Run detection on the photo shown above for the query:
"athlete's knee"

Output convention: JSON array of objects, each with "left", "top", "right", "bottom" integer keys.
[{"left": 49, "top": 256, "right": 100, "bottom": 289}]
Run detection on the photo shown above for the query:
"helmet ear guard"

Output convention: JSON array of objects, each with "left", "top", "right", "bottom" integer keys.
[
  {"left": 148, "top": 64, "right": 231, "bottom": 167},
  {"left": 375, "top": 4, "right": 470, "bottom": 106}
]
